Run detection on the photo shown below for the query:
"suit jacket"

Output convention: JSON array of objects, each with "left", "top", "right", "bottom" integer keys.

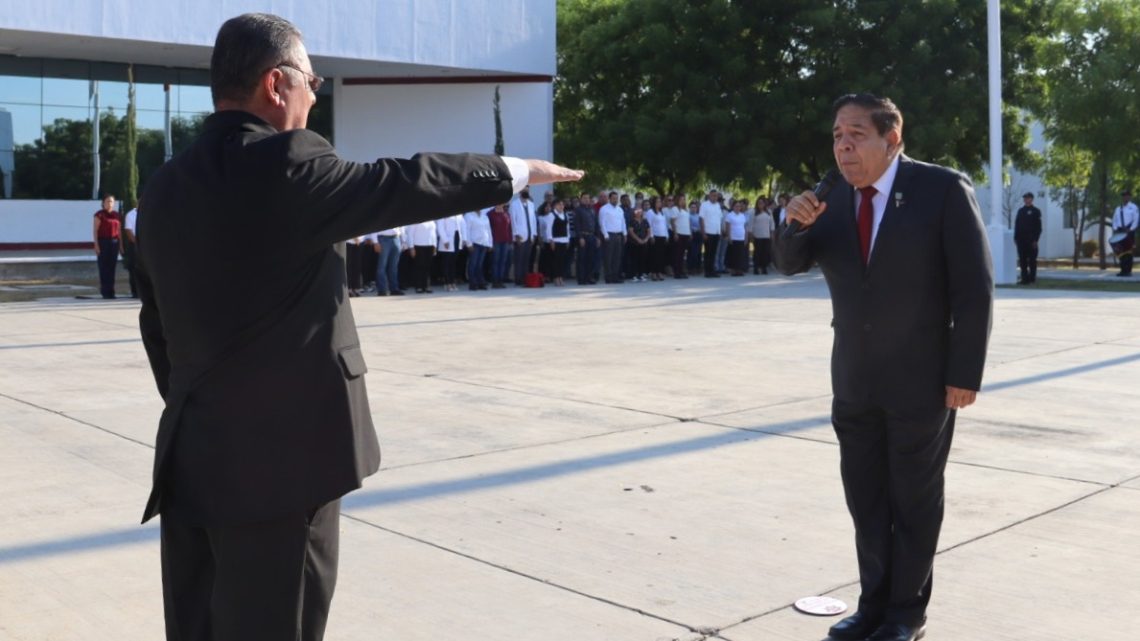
[
  {"left": 136, "top": 110, "right": 514, "bottom": 525},
  {"left": 774, "top": 155, "right": 993, "bottom": 411}
]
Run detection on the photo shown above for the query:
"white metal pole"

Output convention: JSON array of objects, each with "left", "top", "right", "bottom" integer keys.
[
  {"left": 987, "top": 0, "right": 1003, "bottom": 227},
  {"left": 986, "top": 0, "right": 1014, "bottom": 283}
]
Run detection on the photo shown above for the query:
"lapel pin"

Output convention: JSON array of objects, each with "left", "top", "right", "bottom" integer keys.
[{"left": 894, "top": 192, "right": 904, "bottom": 208}]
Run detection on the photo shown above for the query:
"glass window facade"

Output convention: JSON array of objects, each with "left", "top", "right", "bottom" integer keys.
[{"left": 0, "top": 55, "right": 333, "bottom": 200}]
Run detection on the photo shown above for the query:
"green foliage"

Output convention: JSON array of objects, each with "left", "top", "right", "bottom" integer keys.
[{"left": 556, "top": 0, "right": 1055, "bottom": 191}]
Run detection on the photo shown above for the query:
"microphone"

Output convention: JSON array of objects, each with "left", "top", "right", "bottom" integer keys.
[{"left": 782, "top": 169, "right": 840, "bottom": 239}]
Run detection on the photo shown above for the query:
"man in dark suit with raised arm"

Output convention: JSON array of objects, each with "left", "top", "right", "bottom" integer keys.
[
  {"left": 775, "top": 94, "right": 993, "bottom": 641},
  {"left": 135, "top": 13, "right": 581, "bottom": 641}
]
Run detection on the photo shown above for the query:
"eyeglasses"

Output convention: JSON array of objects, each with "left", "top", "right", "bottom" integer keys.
[{"left": 275, "top": 63, "right": 324, "bottom": 93}]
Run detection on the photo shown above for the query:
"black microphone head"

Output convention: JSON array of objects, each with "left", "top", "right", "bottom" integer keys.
[{"left": 814, "top": 169, "right": 841, "bottom": 200}]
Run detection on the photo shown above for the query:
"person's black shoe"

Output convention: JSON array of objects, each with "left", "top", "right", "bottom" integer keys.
[
  {"left": 424, "top": 289, "right": 433, "bottom": 293},
  {"left": 827, "top": 611, "right": 881, "bottom": 640},
  {"left": 492, "top": 283, "right": 505, "bottom": 289},
  {"left": 391, "top": 290, "right": 405, "bottom": 295},
  {"left": 864, "top": 621, "right": 926, "bottom": 641}
]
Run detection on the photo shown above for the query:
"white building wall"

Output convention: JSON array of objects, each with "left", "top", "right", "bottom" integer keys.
[
  {"left": 0, "top": 0, "right": 555, "bottom": 76},
  {"left": 334, "top": 81, "right": 554, "bottom": 178}
]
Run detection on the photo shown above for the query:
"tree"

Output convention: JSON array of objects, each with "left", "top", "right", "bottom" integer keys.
[
  {"left": 555, "top": 0, "right": 1057, "bottom": 192},
  {"left": 493, "top": 85, "right": 505, "bottom": 155},
  {"left": 1042, "top": 143, "right": 1095, "bottom": 267},
  {"left": 1040, "top": 0, "right": 1140, "bottom": 269}
]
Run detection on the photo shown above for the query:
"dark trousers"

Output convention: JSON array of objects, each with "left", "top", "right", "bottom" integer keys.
[
  {"left": 440, "top": 251, "right": 457, "bottom": 285},
  {"left": 729, "top": 239, "right": 747, "bottom": 273},
  {"left": 96, "top": 237, "right": 119, "bottom": 298},
  {"left": 492, "top": 242, "right": 512, "bottom": 284},
  {"left": 577, "top": 239, "right": 597, "bottom": 283},
  {"left": 832, "top": 399, "right": 955, "bottom": 627},
  {"left": 413, "top": 245, "right": 434, "bottom": 291},
  {"left": 1016, "top": 240, "right": 1038, "bottom": 283},
  {"left": 161, "top": 499, "right": 341, "bottom": 641},
  {"left": 467, "top": 244, "right": 488, "bottom": 287},
  {"left": 1123, "top": 253, "right": 1135, "bottom": 276},
  {"left": 550, "top": 243, "right": 568, "bottom": 279},
  {"left": 375, "top": 236, "right": 400, "bottom": 294},
  {"left": 629, "top": 241, "right": 647, "bottom": 277},
  {"left": 673, "top": 234, "right": 690, "bottom": 277},
  {"left": 703, "top": 234, "right": 719, "bottom": 276},
  {"left": 604, "top": 233, "right": 624, "bottom": 282},
  {"left": 650, "top": 237, "right": 668, "bottom": 274},
  {"left": 688, "top": 234, "right": 703, "bottom": 271},
  {"left": 122, "top": 239, "right": 139, "bottom": 297},
  {"left": 752, "top": 237, "right": 771, "bottom": 273},
  {"left": 513, "top": 239, "right": 533, "bottom": 284}
]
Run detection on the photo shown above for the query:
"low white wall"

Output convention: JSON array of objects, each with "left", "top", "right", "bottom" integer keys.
[
  {"left": 0, "top": 200, "right": 102, "bottom": 243},
  {"left": 334, "top": 80, "right": 553, "bottom": 170}
]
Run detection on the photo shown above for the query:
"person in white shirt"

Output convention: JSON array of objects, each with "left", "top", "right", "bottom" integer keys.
[
  {"left": 404, "top": 220, "right": 437, "bottom": 293},
  {"left": 509, "top": 189, "right": 538, "bottom": 285},
  {"left": 724, "top": 199, "right": 749, "bottom": 276},
  {"left": 537, "top": 202, "right": 555, "bottom": 282},
  {"left": 372, "top": 227, "right": 404, "bottom": 296},
  {"left": 749, "top": 199, "right": 775, "bottom": 274},
  {"left": 545, "top": 198, "right": 571, "bottom": 285},
  {"left": 436, "top": 214, "right": 466, "bottom": 291},
  {"left": 666, "top": 194, "right": 691, "bottom": 279},
  {"left": 1112, "top": 190, "right": 1139, "bottom": 277},
  {"left": 598, "top": 191, "right": 627, "bottom": 283},
  {"left": 462, "top": 209, "right": 493, "bottom": 290},
  {"left": 645, "top": 197, "right": 670, "bottom": 281},
  {"left": 122, "top": 202, "right": 140, "bottom": 298},
  {"left": 699, "top": 189, "right": 724, "bottom": 277}
]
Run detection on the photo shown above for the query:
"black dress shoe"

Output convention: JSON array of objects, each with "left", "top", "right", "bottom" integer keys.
[
  {"left": 865, "top": 621, "right": 926, "bottom": 641},
  {"left": 828, "top": 611, "right": 881, "bottom": 640}
]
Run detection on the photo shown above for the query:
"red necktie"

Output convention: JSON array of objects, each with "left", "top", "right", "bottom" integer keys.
[{"left": 857, "top": 186, "right": 877, "bottom": 265}]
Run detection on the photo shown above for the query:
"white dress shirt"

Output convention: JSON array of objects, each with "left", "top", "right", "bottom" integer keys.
[
  {"left": 724, "top": 212, "right": 748, "bottom": 241},
  {"left": 665, "top": 205, "right": 690, "bottom": 235},
  {"left": 699, "top": 200, "right": 724, "bottom": 235},
  {"left": 646, "top": 209, "right": 669, "bottom": 238},
  {"left": 463, "top": 210, "right": 493, "bottom": 248},
  {"left": 405, "top": 220, "right": 437, "bottom": 247},
  {"left": 1114, "top": 201, "right": 1139, "bottom": 231},
  {"left": 509, "top": 196, "right": 537, "bottom": 241},
  {"left": 855, "top": 153, "right": 901, "bottom": 256},
  {"left": 598, "top": 203, "right": 627, "bottom": 235},
  {"left": 537, "top": 212, "right": 554, "bottom": 242},
  {"left": 436, "top": 214, "right": 465, "bottom": 252},
  {"left": 124, "top": 208, "right": 138, "bottom": 235}
]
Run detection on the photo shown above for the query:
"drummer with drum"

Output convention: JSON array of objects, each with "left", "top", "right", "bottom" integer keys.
[{"left": 1111, "top": 189, "right": 1139, "bottom": 277}]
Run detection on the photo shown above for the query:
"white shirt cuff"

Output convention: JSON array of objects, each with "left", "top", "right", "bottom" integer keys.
[{"left": 502, "top": 156, "right": 529, "bottom": 194}]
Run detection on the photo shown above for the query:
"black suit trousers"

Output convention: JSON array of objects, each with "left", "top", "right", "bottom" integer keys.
[
  {"left": 832, "top": 399, "right": 955, "bottom": 627},
  {"left": 161, "top": 499, "right": 341, "bottom": 641},
  {"left": 1016, "top": 240, "right": 1038, "bottom": 283}
]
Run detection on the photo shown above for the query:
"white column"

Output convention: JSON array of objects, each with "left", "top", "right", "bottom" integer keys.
[{"left": 987, "top": 0, "right": 1015, "bottom": 284}]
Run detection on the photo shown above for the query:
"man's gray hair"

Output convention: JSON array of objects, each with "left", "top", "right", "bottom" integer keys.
[{"left": 210, "top": 13, "right": 303, "bottom": 105}]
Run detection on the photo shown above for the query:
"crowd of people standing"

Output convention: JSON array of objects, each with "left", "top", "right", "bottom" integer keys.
[{"left": 347, "top": 187, "right": 791, "bottom": 295}]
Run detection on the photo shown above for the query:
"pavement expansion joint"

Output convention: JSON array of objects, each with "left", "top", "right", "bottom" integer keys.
[{"left": 340, "top": 512, "right": 702, "bottom": 634}]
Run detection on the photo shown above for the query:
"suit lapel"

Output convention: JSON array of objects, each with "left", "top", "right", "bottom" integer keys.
[{"left": 867, "top": 155, "right": 915, "bottom": 274}]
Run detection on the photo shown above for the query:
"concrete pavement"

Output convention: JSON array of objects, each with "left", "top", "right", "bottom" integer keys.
[{"left": 0, "top": 273, "right": 1137, "bottom": 640}]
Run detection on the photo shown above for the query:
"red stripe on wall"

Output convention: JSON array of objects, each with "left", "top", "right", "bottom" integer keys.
[
  {"left": 342, "top": 74, "right": 553, "bottom": 86},
  {"left": 0, "top": 243, "right": 93, "bottom": 250}
]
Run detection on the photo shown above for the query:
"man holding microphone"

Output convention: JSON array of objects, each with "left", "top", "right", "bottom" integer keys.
[{"left": 775, "top": 94, "right": 993, "bottom": 641}]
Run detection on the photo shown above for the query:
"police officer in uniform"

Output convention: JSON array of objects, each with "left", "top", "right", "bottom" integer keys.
[{"left": 1014, "top": 191, "right": 1042, "bottom": 284}]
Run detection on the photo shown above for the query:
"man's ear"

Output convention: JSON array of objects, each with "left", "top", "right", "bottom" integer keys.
[
  {"left": 887, "top": 128, "right": 902, "bottom": 153},
  {"left": 261, "top": 68, "right": 284, "bottom": 106}
]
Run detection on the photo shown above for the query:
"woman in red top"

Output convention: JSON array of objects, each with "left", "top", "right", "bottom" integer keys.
[{"left": 92, "top": 194, "right": 121, "bottom": 299}]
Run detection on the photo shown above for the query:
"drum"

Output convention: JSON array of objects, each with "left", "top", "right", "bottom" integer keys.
[{"left": 1110, "top": 230, "right": 1135, "bottom": 256}]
